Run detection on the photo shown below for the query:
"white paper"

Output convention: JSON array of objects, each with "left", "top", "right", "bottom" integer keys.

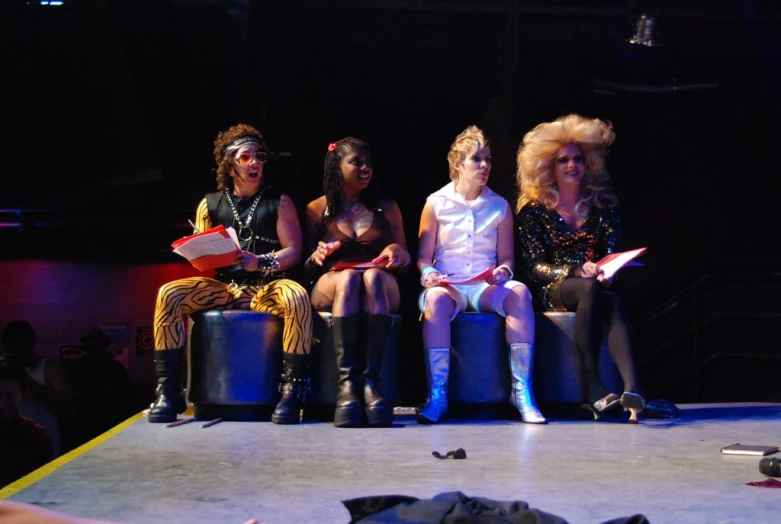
[
  {"left": 173, "top": 227, "right": 240, "bottom": 261},
  {"left": 598, "top": 248, "right": 646, "bottom": 279}
]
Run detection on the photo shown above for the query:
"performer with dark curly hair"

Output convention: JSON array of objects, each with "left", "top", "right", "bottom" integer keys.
[
  {"left": 515, "top": 114, "right": 645, "bottom": 423},
  {"left": 304, "top": 137, "right": 409, "bottom": 428},
  {"left": 151, "top": 124, "right": 313, "bottom": 424}
]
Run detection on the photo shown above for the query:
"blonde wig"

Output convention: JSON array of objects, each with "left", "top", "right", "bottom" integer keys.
[
  {"left": 447, "top": 125, "right": 490, "bottom": 181},
  {"left": 515, "top": 114, "right": 618, "bottom": 215}
]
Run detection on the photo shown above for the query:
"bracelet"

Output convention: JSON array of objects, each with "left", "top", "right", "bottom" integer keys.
[
  {"left": 495, "top": 264, "right": 514, "bottom": 280},
  {"left": 400, "top": 249, "right": 411, "bottom": 267},
  {"left": 256, "top": 252, "right": 281, "bottom": 276},
  {"left": 420, "top": 266, "right": 440, "bottom": 287}
]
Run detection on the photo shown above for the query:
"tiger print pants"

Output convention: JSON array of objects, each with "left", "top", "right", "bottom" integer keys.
[{"left": 154, "top": 277, "right": 313, "bottom": 354}]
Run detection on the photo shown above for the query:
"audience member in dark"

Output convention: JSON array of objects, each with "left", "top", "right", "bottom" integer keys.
[
  {"left": 0, "top": 354, "right": 53, "bottom": 488},
  {"left": 1, "top": 320, "right": 76, "bottom": 456},
  {"left": 65, "top": 328, "right": 135, "bottom": 441}
]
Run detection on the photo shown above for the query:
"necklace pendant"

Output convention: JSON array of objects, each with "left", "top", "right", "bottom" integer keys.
[{"left": 238, "top": 226, "right": 254, "bottom": 243}]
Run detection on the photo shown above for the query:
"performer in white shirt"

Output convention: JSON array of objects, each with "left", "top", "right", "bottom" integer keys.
[{"left": 415, "top": 126, "right": 545, "bottom": 424}]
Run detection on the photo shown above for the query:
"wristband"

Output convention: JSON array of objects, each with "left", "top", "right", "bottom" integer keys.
[
  {"left": 256, "top": 252, "right": 281, "bottom": 276},
  {"left": 495, "top": 264, "right": 514, "bottom": 280},
  {"left": 420, "top": 266, "right": 440, "bottom": 287}
]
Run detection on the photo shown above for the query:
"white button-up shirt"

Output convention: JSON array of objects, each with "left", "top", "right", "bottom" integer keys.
[{"left": 427, "top": 182, "right": 510, "bottom": 281}]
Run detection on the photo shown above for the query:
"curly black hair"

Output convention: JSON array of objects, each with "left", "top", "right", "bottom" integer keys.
[{"left": 212, "top": 124, "right": 268, "bottom": 191}]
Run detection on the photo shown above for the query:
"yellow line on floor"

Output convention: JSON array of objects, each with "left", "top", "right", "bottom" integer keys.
[{"left": 1, "top": 411, "right": 146, "bottom": 499}]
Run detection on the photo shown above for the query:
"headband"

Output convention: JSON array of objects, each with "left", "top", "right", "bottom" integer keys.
[{"left": 223, "top": 136, "right": 264, "bottom": 157}]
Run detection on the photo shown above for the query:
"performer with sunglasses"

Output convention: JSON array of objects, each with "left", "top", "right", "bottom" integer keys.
[{"left": 150, "top": 124, "right": 313, "bottom": 424}]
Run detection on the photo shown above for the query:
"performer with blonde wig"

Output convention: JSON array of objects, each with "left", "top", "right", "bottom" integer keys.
[
  {"left": 515, "top": 113, "right": 645, "bottom": 423},
  {"left": 416, "top": 125, "right": 545, "bottom": 425}
]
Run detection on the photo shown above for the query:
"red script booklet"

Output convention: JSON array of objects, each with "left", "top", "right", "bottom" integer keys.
[
  {"left": 329, "top": 253, "right": 402, "bottom": 271},
  {"left": 329, "top": 260, "right": 387, "bottom": 271},
  {"left": 171, "top": 225, "right": 240, "bottom": 271},
  {"left": 440, "top": 266, "right": 496, "bottom": 285},
  {"left": 596, "top": 247, "right": 647, "bottom": 279}
]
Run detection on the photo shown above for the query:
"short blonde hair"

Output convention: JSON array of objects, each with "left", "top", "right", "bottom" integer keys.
[
  {"left": 447, "top": 125, "right": 490, "bottom": 181},
  {"left": 515, "top": 114, "right": 618, "bottom": 214}
]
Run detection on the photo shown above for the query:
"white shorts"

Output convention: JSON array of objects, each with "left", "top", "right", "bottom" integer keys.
[{"left": 418, "top": 280, "right": 524, "bottom": 321}]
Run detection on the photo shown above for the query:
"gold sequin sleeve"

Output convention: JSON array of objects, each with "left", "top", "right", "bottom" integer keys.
[
  {"left": 194, "top": 197, "right": 211, "bottom": 233},
  {"left": 516, "top": 201, "right": 622, "bottom": 310},
  {"left": 517, "top": 203, "right": 577, "bottom": 287}
]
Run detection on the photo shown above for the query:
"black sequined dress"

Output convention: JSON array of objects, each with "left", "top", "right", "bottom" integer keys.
[{"left": 516, "top": 201, "right": 621, "bottom": 311}]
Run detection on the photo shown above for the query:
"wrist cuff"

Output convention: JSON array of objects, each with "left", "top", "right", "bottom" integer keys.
[
  {"left": 496, "top": 264, "right": 514, "bottom": 280},
  {"left": 421, "top": 266, "right": 439, "bottom": 286}
]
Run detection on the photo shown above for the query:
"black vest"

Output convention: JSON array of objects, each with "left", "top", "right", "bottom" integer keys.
[{"left": 206, "top": 187, "right": 287, "bottom": 284}]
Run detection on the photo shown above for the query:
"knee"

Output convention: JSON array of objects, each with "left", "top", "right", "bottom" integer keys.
[
  {"left": 283, "top": 281, "right": 310, "bottom": 308},
  {"left": 425, "top": 291, "right": 455, "bottom": 320},
  {"left": 504, "top": 285, "right": 533, "bottom": 318},
  {"left": 334, "top": 270, "right": 362, "bottom": 299},
  {"left": 361, "top": 269, "right": 387, "bottom": 297},
  {"left": 579, "top": 278, "right": 605, "bottom": 302},
  {"left": 156, "top": 282, "right": 182, "bottom": 308},
  {"left": 511, "top": 284, "right": 533, "bottom": 307}
]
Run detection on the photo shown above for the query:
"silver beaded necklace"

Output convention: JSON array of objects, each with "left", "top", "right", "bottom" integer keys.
[{"left": 225, "top": 188, "right": 264, "bottom": 243}]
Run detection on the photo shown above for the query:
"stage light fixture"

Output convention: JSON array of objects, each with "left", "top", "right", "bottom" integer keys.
[{"left": 628, "top": 12, "right": 658, "bottom": 47}]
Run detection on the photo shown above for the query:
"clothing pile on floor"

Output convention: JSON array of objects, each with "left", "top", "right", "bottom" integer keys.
[{"left": 343, "top": 491, "right": 650, "bottom": 523}]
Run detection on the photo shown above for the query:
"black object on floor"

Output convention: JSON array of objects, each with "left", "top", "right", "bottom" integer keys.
[
  {"left": 432, "top": 448, "right": 467, "bottom": 460},
  {"left": 343, "top": 491, "right": 651, "bottom": 523}
]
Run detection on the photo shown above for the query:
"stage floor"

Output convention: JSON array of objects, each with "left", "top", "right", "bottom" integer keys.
[{"left": 3, "top": 403, "right": 780, "bottom": 524}]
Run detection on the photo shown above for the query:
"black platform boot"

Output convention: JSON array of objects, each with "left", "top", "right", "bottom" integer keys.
[
  {"left": 332, "top": 315, "right": 366, "bottom": 428},
  {"left": 362, "top": 314, "right": 393, "bottom": 427},
  {"left": 271, "top": 353, "right": 310, "bottom": 425},
  {"left": 148, "top": 348, "right": 187, "bottom": 423}
]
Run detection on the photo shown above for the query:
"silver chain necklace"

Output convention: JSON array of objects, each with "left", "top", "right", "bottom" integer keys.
[{"left": 225, "top": 188, "right": 264, "bottom": 243}]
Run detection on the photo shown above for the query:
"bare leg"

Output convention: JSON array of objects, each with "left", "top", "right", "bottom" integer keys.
[
  {"left": 361, "top": 268, "right": 401, "bottom": 314},
  {"left": 422, "top": 289, "right": 456, "bottom": 348}
]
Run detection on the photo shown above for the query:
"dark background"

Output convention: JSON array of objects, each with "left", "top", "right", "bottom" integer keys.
[{"left": 2, "top": 0, "right": 780, "bottom": 405}]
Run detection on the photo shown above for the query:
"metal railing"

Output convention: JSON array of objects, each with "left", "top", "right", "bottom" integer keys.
[{"left": 633, "top": 272, "right": 781, "bottom": 402}]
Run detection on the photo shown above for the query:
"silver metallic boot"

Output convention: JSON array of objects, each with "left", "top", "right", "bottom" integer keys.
[
  {"left": 508, "top": 343, "right": 546, "bottom": 424},
  {"left": 416, "top": 347, "right": 450, "bottom": 424}
]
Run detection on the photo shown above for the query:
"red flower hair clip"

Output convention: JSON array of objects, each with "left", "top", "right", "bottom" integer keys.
[{"left": 327, "top": 143, "right": 337, "bottom": 152}]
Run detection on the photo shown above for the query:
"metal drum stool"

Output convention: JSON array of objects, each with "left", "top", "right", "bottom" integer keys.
[
  {"left": 534, "top": 311, "right": 622, "bottom": 416},
  {"left": 187, "top": 310, "right": 283, "bottom": 421},
  {"left": 448, "top": 312, "right": 514, "bottom": 418}
]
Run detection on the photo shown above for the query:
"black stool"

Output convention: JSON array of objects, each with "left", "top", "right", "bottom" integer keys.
[
  {"left": 448, "top": 312, "right": 514, "bottom": 418},
  {"left": 187, "top": 310, "right": 283, "bottom": 421},
  {"left": 534, "top": 311, "right": 622, "bottom": 416}
]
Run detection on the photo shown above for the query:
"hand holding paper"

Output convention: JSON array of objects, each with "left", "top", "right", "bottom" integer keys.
[
  {"left": 440, "top": 266, "right": 495, "bottom": 285},
  {"left": 327, "top": 248, "right": 403, "bottom": 272},
  {"left": 595, "top": 247, "right": 647, "bottom": 279},
  {"left": 171, "top": 225, "right": 241, "bottom": 271}
]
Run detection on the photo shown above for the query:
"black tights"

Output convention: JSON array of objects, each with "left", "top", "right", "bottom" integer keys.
[{"left": 558, "top": 277, "right": 640, "bottom": 404}]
